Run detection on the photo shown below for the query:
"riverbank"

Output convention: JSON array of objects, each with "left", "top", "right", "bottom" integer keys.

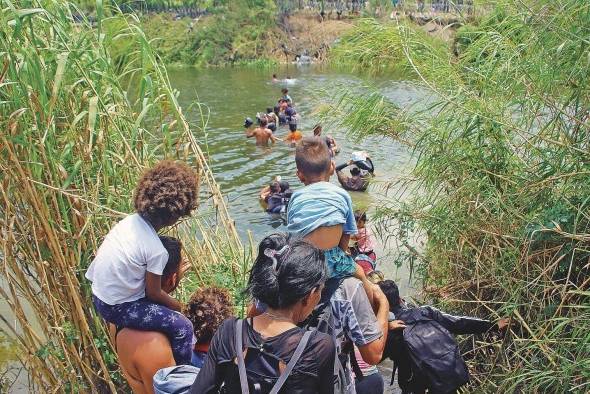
[{"left": 134, "top": 8, "right": 463, "bottom": 67}]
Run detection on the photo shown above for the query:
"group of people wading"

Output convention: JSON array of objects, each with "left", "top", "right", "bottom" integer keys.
[{"left": 86, "top": 86, "right": 510, "bottom": 394}]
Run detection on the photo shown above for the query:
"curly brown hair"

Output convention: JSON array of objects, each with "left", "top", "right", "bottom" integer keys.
[
  {"left": 183, "top": 287, "right": 234, "bottom": 344},
  {"left": 134, "top": 160, "right": 199, "bottom": 229}
]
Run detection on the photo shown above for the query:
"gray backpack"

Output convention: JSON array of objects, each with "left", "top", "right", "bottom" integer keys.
[{"left": 153, "top": 365, "right": 200, "bottom": 394}]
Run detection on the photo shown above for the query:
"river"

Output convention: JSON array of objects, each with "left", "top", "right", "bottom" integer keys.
[{"left": 168, "top": 65, "right": 425, "bottom": 296}]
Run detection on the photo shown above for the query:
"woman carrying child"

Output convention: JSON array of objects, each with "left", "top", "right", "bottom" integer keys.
[
  {"left": 86, "top": 160, "right": 199, "bottom": 365},
  {"left": 191, "top": 234, "right": 335, "bottom": 393}
]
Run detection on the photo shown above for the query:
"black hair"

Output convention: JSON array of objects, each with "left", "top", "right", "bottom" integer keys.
[
  {"left": 279, "top": 180, "right": 290, "bottom": 192},
  {"left": 246, "top": 234, "right": 327, "bottom": 309},
  {"left": 354, "top": 210, "right": 367, "bottom": 222},
  {"left": 259, "top": 118, "right": 268, "bottom": 127},
  {"left": 266, "top": 107, "right": 273, "bottom": 113},
  {"left": 295, "top": 137, "right": 332, "bottom": 177},
  {"left": 273, "top": 105, "right": 280, "bottom": 115},
  {"left": 159, "top": 236, "right": 182, "bottom": 278},
  {"left": 289, "top": 123, "right": 298, "bottom": 132},
  {"left": 269, "top": 181, "right": 281, "bottom": 193},
  {"left": 282, "top": 88, "right": 289, "bottom": 94},
  {"left": 272, "top": 74, "right": 277, "bottom": 78},
  {"left": 378, "top": 280, "right": 400, "bottom": 311},
  {"left": 351, "top": 166, "right": 361, "bottom": 176}
]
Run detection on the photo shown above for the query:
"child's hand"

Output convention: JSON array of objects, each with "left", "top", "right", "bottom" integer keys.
[
  {"left": 389, "top": 320, "right": 406, "bottom": 331},
  {"left": 180, "top": 258, "right": 191, "bottom": 276}
]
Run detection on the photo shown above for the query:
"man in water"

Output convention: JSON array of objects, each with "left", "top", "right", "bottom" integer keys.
[
  {"left": 281, "top": 88, "right": 293, "bottom": 105},
  {"left": 246, "top": 118, "right": 279, "bottom": 146},
  {"left": 336, "top": 158, "right": 374, "bottom": 192}
]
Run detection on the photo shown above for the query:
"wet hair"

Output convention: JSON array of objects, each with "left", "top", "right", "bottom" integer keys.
[
  {"left": 279, "top": 181, "right": 290, "bottom": 192},
  {"left": 268, "top": 122, "right": 277, "bottom": 132},
  {"left": 355, "top": 210, "right": 368, "bottom": 222},
  {"left": 351, "top": 166, "right": 361, "bottom": 176},
  {"left": 273, "top": 105, "right": 280, "bottom": 115},
  {"left": 183, "top": 286, "right": 234, "bottom": 345},
  {"left": 259, "top": 118, "right": 268, "bottom": 127},
  {"left": 312, "top": 124, "right": 322, "bottom": 135},
  {"left": 266, "top": 107, "right": 273, "bottom": 114},
  {"left": 159, "top": 236, "right": 183, "bottom": 279},
  {"left": 295, "top": 137, "right": 332, "bottom": 177},
  {"left": 269, "top": 181, "right": 281, "bottom": 193},
  {"left": 278, "top": 99, "right": 287, "bottom": 104},
  {"left": 281, "top": 88, "right": 289, "bottom": 94},
  {"left": 378, "top": 279, "right": 400, "bottom": 311},
  {"left": 289, "top": 123, "right": 298, "bottom": 132},
  {"left": 246, "top": 233, "right": 327, "bottom": 309},
  {"left": 134, "top": 161, "right": 199, "bottom": 228},
  {"left": 272, "top": 74, "right": 277, "bottom": 78}
]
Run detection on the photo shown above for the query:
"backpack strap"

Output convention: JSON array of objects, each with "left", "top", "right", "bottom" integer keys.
[
  {"left": 391, "top": 361, "right": 397, "bottom": 386},
  {"left": 269, "top": 330, "right": 312, "bottom": 394},
  {"left": 235, "top": 319, "right": 250, "bottom": 394}
]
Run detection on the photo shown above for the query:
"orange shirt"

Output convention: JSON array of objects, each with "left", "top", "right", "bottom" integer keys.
[{"left": 285, "top": 130, "right": 303, "bottom": 142}]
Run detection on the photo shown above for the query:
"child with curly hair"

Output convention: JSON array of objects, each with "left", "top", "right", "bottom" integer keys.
[
  {"left": 86, "top": 160, "right": 199, "bottom": 365},
  {"left": 183, "top": 287, "right": 235, "bottom": 368}
]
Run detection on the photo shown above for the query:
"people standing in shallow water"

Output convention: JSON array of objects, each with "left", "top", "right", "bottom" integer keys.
[
  {"left": 246, "top": 118, "right": 278, "bottom": 146},
  {"left": 86, "top": 160, "right": 199, "bottom": 365},
  {"left": 284, "top": 122, "right": 303, "bottom": 145},
  {"left": 190, "top": 234, "right": 335, "bottom": 394}
]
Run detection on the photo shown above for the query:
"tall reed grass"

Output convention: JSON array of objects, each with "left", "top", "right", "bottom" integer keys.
[
  {"left": 0, "top": 0, "right": 245, "bottom": 390},
  {"left": 330, "top": 0, "right": 589, "bottom": 391}
]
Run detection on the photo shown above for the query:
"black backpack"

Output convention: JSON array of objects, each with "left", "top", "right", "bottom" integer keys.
[
  {"left": 298, "top": 277, "right": 363, "bottom": 393},
  {"left": 389, "top": 307, "right": 469, "bottom": 394}
]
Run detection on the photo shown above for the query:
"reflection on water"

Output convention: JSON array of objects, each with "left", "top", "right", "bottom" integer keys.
[{"left": 168, "top": 65, "right": 425, "bottom": 293}]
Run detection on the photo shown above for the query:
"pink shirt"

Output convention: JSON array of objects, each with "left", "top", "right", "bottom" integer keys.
[{"left": 356, "top": 227, "right": 376, "bottom": 253}]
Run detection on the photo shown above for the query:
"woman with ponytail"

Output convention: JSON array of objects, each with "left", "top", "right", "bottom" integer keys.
[{"left": 190, "top": 233, "right": 335, "bottom": 394}]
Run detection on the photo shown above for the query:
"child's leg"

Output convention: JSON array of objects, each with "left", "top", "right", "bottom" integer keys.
[
  {"left": 353, "top": 264, "right": 375, "bottom": 308},
  {"left": 93, "top": 295, "right": 193, "bottom": 365}
]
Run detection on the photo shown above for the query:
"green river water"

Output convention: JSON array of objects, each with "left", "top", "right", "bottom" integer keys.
[{"left": 168, "top": 65, "right": 426, "bottom": 294}]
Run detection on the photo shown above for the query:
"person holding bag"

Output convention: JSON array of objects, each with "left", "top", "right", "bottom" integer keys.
[{"left": 190, "top": 233, "right": 335, "bottom": 394}]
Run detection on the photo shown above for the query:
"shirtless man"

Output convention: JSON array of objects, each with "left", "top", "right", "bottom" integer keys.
[
  {"left": 246, "top": 118, "right": 278, "bottom": 146},
  {"left": 108, "top": 243, "right": 187, "bottom": 394}
]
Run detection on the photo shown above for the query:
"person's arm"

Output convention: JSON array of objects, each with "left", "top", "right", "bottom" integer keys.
[
  {"left": 269, "top": 131, "right": 279, "bottom": 143},
  {"left": 145, "top": 272, "right": 182, "bottom": 311},
  {"left": 246, "top": 129, "right": 255, "bottom": 138},
  {"left": 339, "top": 233, "right": 351, "bottom": 252},
  {"left": 357, "top": 285, "right": 389, "bottom": 364},
  {"left": 336, "top": 170, "right": 347, "bottom": 185},
  {"left": 424, "top": 306, "right": 498, "bottom": 335},
  {"left": 335, "top": 162, "right": 349, "bottom": 172}
]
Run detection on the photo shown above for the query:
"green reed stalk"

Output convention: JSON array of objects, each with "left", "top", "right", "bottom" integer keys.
[
  {"left": 328, "top": 0, "right": 590, "bottom": 391},
  {"left": 0, "top": 0, "right": 245, "bottom": 390}
]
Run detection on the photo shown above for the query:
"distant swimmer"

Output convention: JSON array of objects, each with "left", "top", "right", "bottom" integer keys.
[
  {"left": 283, "top": 76, "right": 296, "bottom": 85},
  {"left": 284, "top": 122, "right": 303, "bottom": 145},
  {"left": 271, "top": 73, "right": 279, "bottom": 83},
  {"left": 246, "top": 118, "right": 279, "bottom": 146}
]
